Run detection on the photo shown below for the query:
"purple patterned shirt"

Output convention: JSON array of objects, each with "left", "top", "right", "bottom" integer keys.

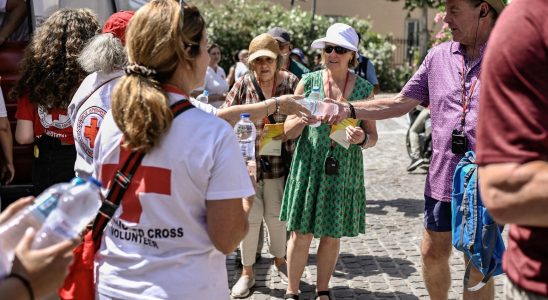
[{"left": 401, "top": 41, "right": 485, "bottom": 202}]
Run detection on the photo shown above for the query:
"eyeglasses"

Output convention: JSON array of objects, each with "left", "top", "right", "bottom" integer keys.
[{"left": 323, "top": 46, "right": 350, "bottom": 55}]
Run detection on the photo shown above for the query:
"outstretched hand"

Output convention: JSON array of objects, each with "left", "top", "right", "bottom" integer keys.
[{"left": 276, "top": 95, "right": 308, "bottom": 117}]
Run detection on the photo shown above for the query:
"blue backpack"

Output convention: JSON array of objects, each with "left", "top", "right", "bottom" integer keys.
[{"left": 451, "top": 151, "right": 505, "bottom": 291}]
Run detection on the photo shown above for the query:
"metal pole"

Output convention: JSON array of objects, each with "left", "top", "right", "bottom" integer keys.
[{"left": 309, "top": 0, "right": 317, "bottom": 34}]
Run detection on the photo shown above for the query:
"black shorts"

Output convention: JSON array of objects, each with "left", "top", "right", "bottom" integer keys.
[
  {"left": 32, "top": 135, "right": 76, "bottom": 195},
  {"left": 423, "top": 195, "right": 452, "bottom": 232}
]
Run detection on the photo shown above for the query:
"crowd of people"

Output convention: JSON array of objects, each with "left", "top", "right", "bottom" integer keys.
[{"left": 0, "top": 0, "right": 546, "bottom": 300}]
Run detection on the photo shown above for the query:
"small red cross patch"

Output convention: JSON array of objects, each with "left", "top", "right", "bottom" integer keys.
[{"left": 84, "top": 117, "right": 100, "bottom": 149}]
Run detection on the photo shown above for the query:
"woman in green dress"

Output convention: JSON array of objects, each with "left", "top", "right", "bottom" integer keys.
[{"left": 280, "top": 23, "right": 378, "bottom": 300}]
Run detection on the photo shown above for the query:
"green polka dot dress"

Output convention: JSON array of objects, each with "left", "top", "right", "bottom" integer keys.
[{"left": 280, "top": 70, "right": 373, "bottom": 238}]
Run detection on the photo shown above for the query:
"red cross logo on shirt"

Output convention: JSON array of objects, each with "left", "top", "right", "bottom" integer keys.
[
  {"left": 50, "top": 110, "right": 64, "bottom": 121},
  {"left": 100, "top": 147, "right": 172, "bottom": 223},
  {"left": 84, "top": 118, "right": 100, "bottom": 149}
]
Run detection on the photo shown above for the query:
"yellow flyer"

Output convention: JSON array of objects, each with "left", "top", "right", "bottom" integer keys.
[
  {"left": 329, "top": 118, "right": 359, "bottom": 149},
  {"left": 259, "top": 123, "right": 284, "bottom": 156}
]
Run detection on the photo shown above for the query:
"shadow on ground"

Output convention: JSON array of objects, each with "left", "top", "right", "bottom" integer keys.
[{"left": 366, "top": 198, "right": 423, "bottom": 218}]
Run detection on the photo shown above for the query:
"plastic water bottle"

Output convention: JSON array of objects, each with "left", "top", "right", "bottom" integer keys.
[
  {"left": 302, "top": 86, "right": 340, "bottom": 128},
  {"left": 0, "top": 178, "right": 85, "bottom": 276},
  {"left": 234, "top": 113, "right": 256, "bottom": 162},
  {"left": 31, "top": 178, "right": 102, "bottom": 250},
  {"left": 196, "top": 90, "right": 209, "bottom": 104},
  {"left": 306, "top": 86, "right": 322, "bottom": 127}
]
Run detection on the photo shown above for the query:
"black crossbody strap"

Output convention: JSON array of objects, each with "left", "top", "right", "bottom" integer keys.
[
  {"left": 249, "top": 73, "right": 277, "bottom": 124},
  {"left": 91, "top": 99, "right": 194, "bottom": 241}
]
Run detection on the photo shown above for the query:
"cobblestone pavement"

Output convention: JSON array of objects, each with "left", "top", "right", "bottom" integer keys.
[{"left": 227, "top": 94, "right": 506, "bottom": 299}]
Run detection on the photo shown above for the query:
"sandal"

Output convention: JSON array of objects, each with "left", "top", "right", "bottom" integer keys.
[
  {"left": 315, "top": 290, "right": 332, "bottom": 300},
  {"left": 284, "top": 293, "right": 299, "bottom": 299}
]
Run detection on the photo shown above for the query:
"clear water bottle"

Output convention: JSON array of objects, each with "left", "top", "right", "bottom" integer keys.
[
  {"left": 0, "top": 178, "right": 86, "bottom": 276},
  {"left": 302, "top": 86, "right": 340, "bottom": 127},
  {"left": 31, "top": 178, "right": 102, "bottom": 250},
  {"left": 196, "top": 90, "right": 209, "bottom": 104},
  {"left": 307, "top": 86, "right": 322, "bottom": 127},
  {"left": 234, "top": 113, "right": 256, "bottom": 162}
]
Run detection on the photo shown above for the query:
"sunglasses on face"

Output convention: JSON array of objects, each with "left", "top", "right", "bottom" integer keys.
[{"left": 323, "top": 46, "right": 350, "bottom": 55}]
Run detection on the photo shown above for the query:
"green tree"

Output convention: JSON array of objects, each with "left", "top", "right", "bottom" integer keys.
[{"left": 196, "top": 0, "right": 413, "bottom": 92}]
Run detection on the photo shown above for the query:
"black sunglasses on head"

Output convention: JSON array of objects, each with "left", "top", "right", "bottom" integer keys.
[{"left": 323, "top": 45, "right": 350, "bottom": 55}]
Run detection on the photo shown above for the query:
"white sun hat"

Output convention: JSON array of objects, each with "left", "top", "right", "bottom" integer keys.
[{"left": 311, "top": 23, "right": 359, "bottom": 53}]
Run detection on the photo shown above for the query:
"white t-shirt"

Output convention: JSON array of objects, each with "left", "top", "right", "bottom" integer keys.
[
  {"left": 235, "top": 61, "right": 248, "bottom": 82},
  {"left": 69, "top": 70, "right": 124, "bottom": 179},
  {"left": 0, "top": 86, "right": 7, "bottom": 117},
  {"left": 93, "top": 91, "right": 254, "bottom": 300},
  {"left": 196, "top": 66, "right": 229, "bottom": 96}
]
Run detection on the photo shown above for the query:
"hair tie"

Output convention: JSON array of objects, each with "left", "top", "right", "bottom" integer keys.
[{"left": 125, "top": 64, "right": 157, "bottom": 77}]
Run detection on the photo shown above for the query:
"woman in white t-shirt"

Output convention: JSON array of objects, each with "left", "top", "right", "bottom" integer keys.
[
  {"left": 92, "top": 2, "right": 254, "bottom": 299},
  {"left": 194, "top": 43, "right": 229, "bottom": 107}
]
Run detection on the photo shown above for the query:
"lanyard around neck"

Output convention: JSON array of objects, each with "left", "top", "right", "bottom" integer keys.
[
  {"left": 460, "top": 57, "right": 480, "bottom": 127},
  {"left": 325, "top": 70, "right": 350, "bottom": 150},
  {"left": 326, "top": 70, "right": 349, "bottom": 101}
]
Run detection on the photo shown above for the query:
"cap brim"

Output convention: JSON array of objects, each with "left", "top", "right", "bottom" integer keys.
[
  {"left": 272, "top": 36, "right": 289, "bottom": 44},
  {"left": 249, "top": 50, "right": 278, "bottom": 62},
  {"left": 311, "top": 37, "right": 358, "bottom": 53}
]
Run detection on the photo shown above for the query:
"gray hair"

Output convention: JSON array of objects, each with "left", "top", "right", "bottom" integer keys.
[{"left": 78, "top": 33, "right": 127, "bottom": 73}]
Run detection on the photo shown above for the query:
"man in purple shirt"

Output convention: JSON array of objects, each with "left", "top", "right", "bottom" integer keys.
[{"left": 320, "top": 0, "right": 506, "bottom": 299}]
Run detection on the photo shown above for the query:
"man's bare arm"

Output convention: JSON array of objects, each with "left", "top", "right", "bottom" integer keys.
[
  {"left": 326, "top": 93, "right": 421, "bottom": 123},
  {"left": 479, "top": 161, "right": 548, "bottom": 227}
]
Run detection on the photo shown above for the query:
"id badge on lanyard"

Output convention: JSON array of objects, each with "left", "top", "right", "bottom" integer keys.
[{"left": 452, "top": 58, "right": 480, "bottom": 155}]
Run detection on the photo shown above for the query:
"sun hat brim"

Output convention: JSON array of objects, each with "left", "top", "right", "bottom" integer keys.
[
  {"left": 248, "top": 49, "right": 278, "bottom": 63},
  {"left": 311, "top": 37, "right": 358, "bottom": 53}
]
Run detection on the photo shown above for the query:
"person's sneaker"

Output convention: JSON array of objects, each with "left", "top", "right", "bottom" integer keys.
[
  {"left": 231, "top": 275, "right": 255, "bottom": 298},
  {"left": 273, "top": 263, "right": 288, "bottom": 284},
  {"left": 407, "top": 158, "right": 424, "bottom": 172}
]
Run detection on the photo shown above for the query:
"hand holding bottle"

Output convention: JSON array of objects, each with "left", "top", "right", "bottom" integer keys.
[{"left": 12, "top": 227, "right": 77, "bottom": 299}]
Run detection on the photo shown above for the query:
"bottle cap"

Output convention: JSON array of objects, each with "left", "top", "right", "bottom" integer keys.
[
  {"left": 203, "top": 90, "right": 209, "bottom": 96},
  {"left": 88, "top": 177, "right": 102, "bottom": 187},
  {"left": 70, "top": 177, "right": 86, "bottom": 186},
  {"left": 312, "top": 86, "right": 320, "bottom": 92},
  {"left": 240, "top": 113, "right": 250, "bottom": 118}
]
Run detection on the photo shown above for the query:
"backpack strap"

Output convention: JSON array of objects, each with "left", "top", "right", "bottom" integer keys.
[
  {"left": 462, "top": 168, "right": 496, "bottom": 292},
  {"left": 91, "top": 99, "right": 194, "bottom": 241},
  {"left": 463, "top": 252, "right": 497, "bottom": 291}
]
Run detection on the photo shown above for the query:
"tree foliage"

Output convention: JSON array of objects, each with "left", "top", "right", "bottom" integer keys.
[{"left": 195, "top": 0, "right": 413, "bottom": 92}]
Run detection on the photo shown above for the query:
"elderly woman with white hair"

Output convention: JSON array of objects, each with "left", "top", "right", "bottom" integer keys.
[
  {"left": 281, "top": 23, "right": 378, "bottom": 300},
  {"left": 69, "top": 10, "right": 134, "bottom": 179}
]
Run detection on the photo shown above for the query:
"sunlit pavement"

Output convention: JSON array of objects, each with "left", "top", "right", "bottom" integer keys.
[{"left": 227, "top": 94, "right": 506, "bottom": 299}]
